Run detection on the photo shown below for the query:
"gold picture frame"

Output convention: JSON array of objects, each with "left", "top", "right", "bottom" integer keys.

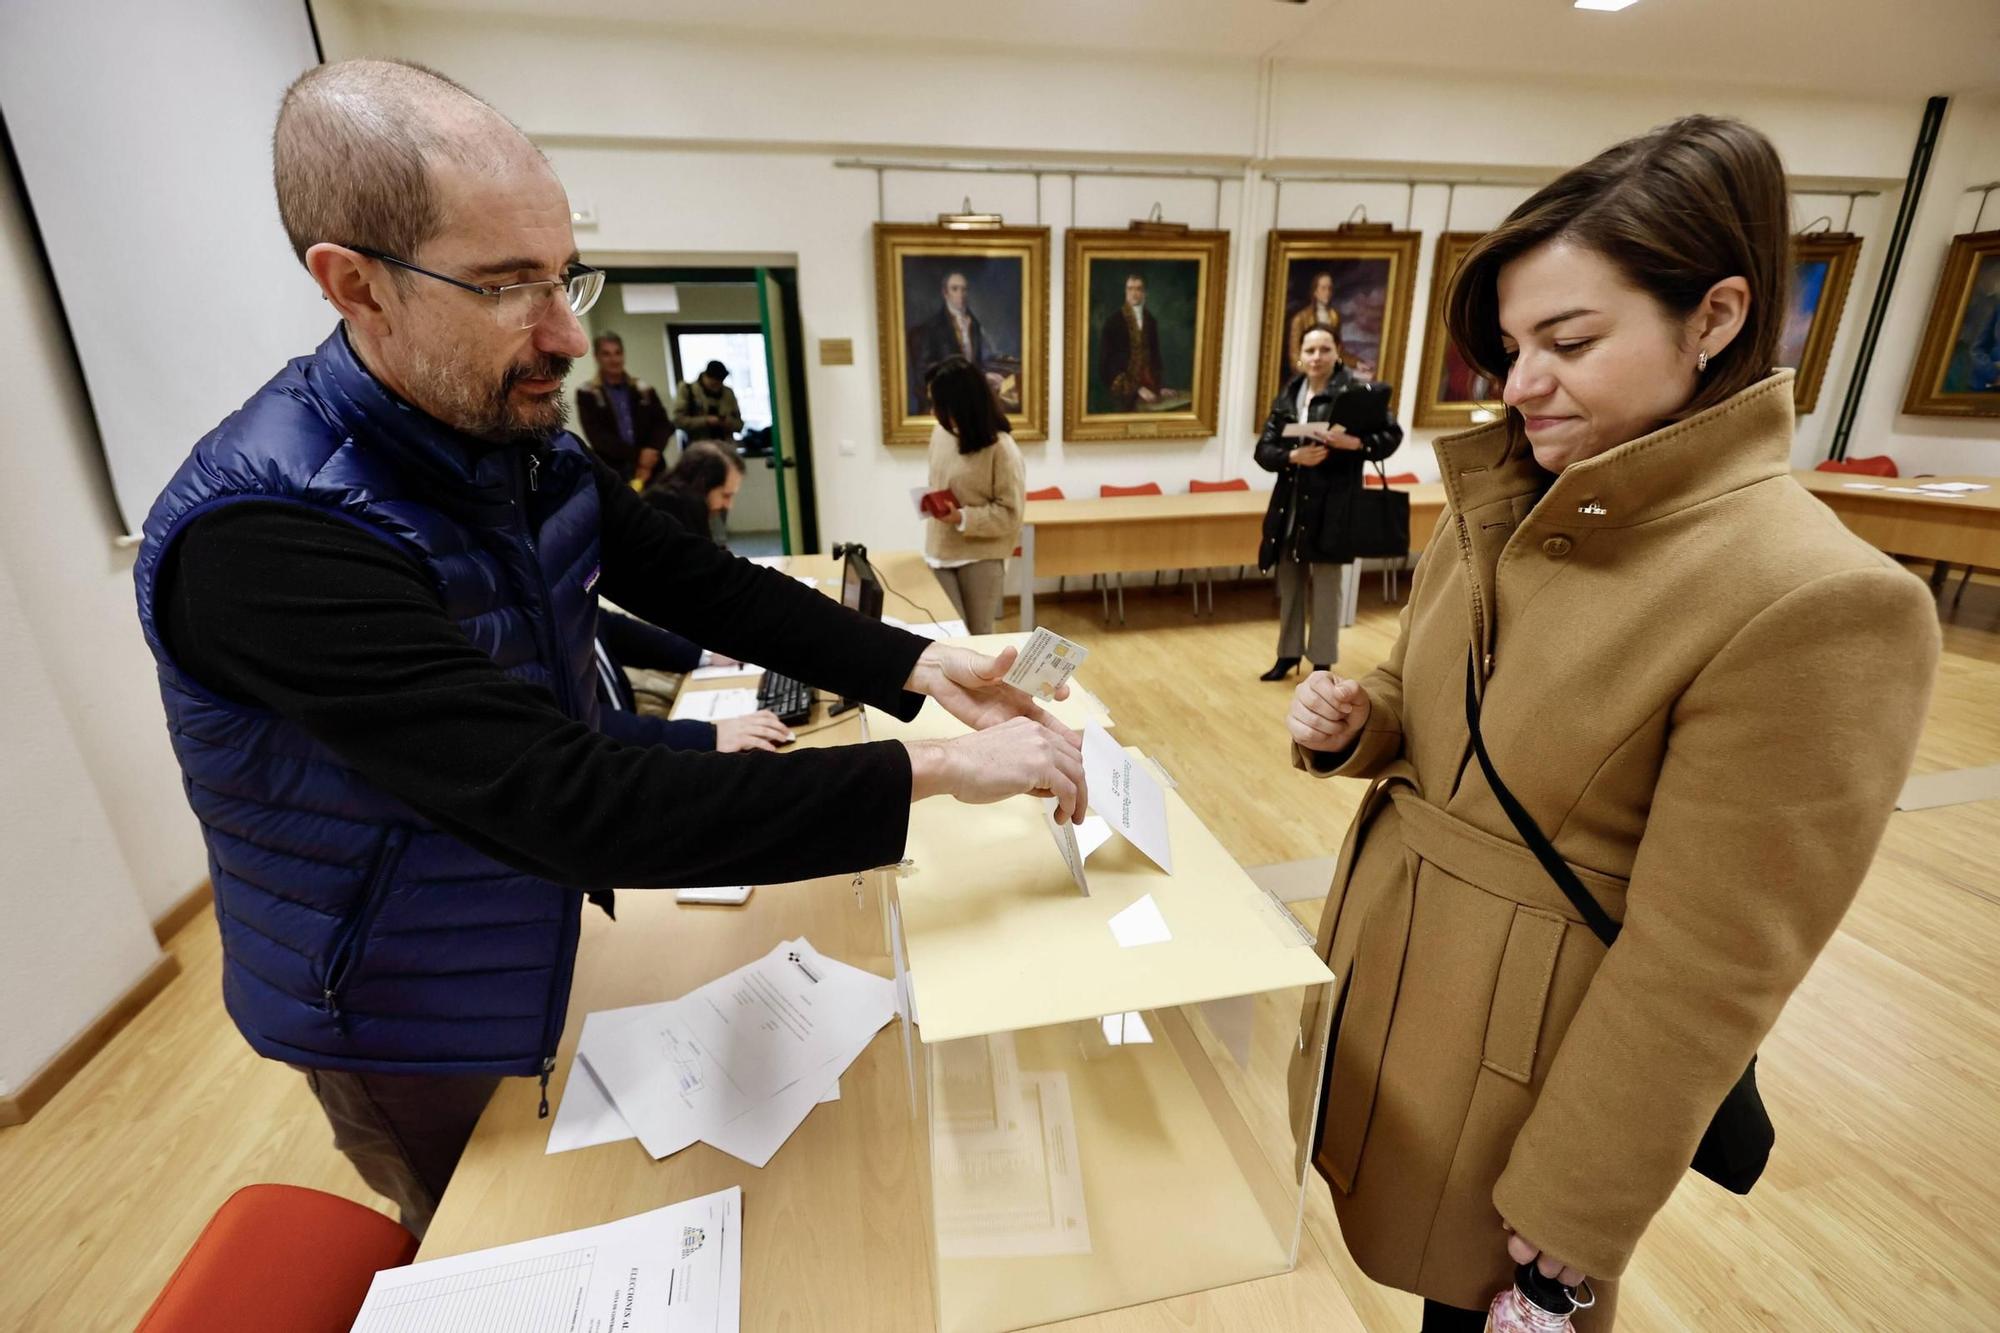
[
  {"left": 1781, "top": 232, "right": 1863, "bottom": 416},
  {"left": 1412, "top": 231, "right": 1504, "bottom": 429},
  {"left": 874, "top": 223, "right": 1050, "bottom": 445},
  {"left": 1902, "top": 228, "right": 2000, "bottom": 418},
  {"left": 1254, "top": 224, "right": 1420, "bottom": 430},
  {"left": 1062, "top": 224, "right": 1230, "bottom": 441}
]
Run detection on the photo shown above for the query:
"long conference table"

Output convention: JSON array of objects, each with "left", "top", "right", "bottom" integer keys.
[
  {"left": 418, "top": 550, "right": 1370, "bottom": 1331},
  {"left": 1794, "top": 471, "right": 2000, "bottom": 579},
  {"left": 1018, "top": 484, "right": 1446, "bottom": 626}
]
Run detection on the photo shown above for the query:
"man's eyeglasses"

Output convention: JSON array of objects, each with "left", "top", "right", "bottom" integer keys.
[{"left": 353, "top": 246, "right": 605, "bottom": 330}]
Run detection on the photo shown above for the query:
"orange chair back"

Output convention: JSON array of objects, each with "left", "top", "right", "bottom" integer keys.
[
  {"left": 1100, "top": 482, "right": 1163, "bottom": 498},
  {"left": 1025, "top": 485, "right": 1066, "bottom": 501},
  {"left": 1364, "top": 472, "right": 1421, "bottom": 488},
  {"left": 1815, "top": 456, "right": 1899, "bottom": 478},
  {"left": 137, "top": 1184, "right": 418, "bottom": 1333},
  {"left": 1189, "top": 478, "right": 1250, "bottom": 493}
]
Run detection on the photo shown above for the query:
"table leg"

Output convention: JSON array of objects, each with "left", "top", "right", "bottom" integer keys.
[{"left": 1020, "top": 524, "right": 1037, "bottom": 628}]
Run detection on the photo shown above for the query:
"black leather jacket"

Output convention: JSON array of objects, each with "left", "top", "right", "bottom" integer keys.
[{"left": 1254, "top": 367, "right": 1403, "bottom": 565}]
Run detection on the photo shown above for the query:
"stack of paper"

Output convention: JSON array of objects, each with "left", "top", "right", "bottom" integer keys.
[
  {"left": 350, "top": 1186, "right": 741, "bottom": 1332},
  {"left": 550, "top": 939, "right": 896, "bottom": 1167}
]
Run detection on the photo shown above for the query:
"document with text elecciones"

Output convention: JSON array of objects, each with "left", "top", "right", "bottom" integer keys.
[{"left": 348, "top": 1185, "right": 740, "bottom": 1333}]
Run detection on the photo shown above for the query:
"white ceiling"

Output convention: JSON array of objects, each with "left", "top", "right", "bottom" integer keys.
[{"left": 373, "top": 0, "right": 2000, "bottom": 100}]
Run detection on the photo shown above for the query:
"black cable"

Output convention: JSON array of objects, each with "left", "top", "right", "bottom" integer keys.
[{"left": 870, "top": 563, "right": 942, "bottom": 626}]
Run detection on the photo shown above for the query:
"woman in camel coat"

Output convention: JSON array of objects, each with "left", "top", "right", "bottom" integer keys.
[{"left": 1284, "top": 116, "right": 1940, "bottom": 1330}]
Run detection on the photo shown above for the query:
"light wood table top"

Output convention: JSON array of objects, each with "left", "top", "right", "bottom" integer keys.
[
  {"left": 1795, "top": 471, "right": 2000, "bottom": 568},
  {"left": 1018, "top": 484, "right": 1446, "bottom": 625}
]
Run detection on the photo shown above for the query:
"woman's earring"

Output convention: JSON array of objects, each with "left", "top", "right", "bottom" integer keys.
[{"left": 1696, "top": 348, "right": 1710, "bottom": 373}]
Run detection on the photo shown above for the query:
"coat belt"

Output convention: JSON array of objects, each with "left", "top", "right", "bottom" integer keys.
[{"left": 1308, "top": 780, "right": 1629, "bottom": 1192}]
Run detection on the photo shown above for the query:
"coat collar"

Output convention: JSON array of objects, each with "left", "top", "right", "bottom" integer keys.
[{"left": 1434, "top": 370, "right": 1797, "bottom": 533}]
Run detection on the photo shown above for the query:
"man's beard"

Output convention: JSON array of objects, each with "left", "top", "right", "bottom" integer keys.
[{"left": 406, "top": 347, "right": 574, "bottom": 446}]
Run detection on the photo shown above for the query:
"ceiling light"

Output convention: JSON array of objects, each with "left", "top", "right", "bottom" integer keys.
[{"left": 1574, "top": 0, "right": 1641, "bottom": 9}]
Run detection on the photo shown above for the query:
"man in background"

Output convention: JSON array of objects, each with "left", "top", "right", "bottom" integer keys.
[
  {"left": 673, "top": 359, "right": 742, "bottom": 442},
  {"left": 574, "top": 330, "right": 673, "bottom": 484},
  {"left": 1099, "top": 273, "right": 1164, "bottom": 411}
]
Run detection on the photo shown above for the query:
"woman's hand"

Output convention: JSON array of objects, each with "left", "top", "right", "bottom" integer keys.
[
  {"left": 933, "top": 496, "right": 961, "bottom": 523},
  {"left": 1505, "top": 1225, "right": 1587, "bottom": 1290},
  {"left": 1287, "top": 671, "right": 1370, "bottom": 753},
  {"left": 1323, "top": 426, "right": 1362, "bottom": 451},
  {"left": 1289, "top": 443, "right": 1330, "bottom": 467}
]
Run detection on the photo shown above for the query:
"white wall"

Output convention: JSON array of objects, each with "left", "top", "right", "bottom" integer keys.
[
  {"left": 314, "top": 4, "right": 1957, "bottom": 559},
  {"left": 0, "top": 174, "right": 178, "bottom": 1094},
  {"left": 1843, "top": 95, "right": 2000, "bottom": 476}
]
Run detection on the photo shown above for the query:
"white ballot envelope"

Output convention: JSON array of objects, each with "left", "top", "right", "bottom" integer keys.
[
  {"left": 1081, "top": 724, "right": 1174, "bottom": 874},
  {"left": 1004, "top": 627, "right": 1089, "bottom": 700}
]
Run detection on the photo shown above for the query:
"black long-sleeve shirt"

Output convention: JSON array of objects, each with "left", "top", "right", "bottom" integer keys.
[{"left": 156, "top": 457, "right": 930, "bottom": 890}]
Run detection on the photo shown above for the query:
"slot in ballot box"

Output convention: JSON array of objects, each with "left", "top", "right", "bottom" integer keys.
[{"left": 866, "top": 679, "right": 1335, "bottom": 1333}]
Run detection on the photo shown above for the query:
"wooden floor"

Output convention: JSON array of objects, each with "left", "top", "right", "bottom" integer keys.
[{"left": 4, "top": 571, "right": 1998, "bottom": 1331}]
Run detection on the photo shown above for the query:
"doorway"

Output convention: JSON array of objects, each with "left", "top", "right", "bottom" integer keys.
[{"left": 562, "top": 264, "right": 817, "bottom": 556}]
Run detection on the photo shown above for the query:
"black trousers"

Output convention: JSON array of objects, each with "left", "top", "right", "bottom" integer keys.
[
  {"left": 295, "top": 1065, "right": 502, "bottom": 1240},
  {"left": 1422, "top": 1298, "right": 1490, "bottom": 1331}
]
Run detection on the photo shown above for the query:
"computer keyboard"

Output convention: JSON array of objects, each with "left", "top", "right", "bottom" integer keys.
[{"left": 756, "top": 672, "right": 814, "bottom": 726}]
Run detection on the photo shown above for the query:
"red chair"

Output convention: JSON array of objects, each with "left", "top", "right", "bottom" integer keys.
[
  {"left": 1188, "top": 479, "right": 1253, "bottom": 611},
  {"left": 1364, "top": 471, "right": 1421, "bottom": 488},
  {"left": 137, "top": 1184, "right": 418, "bottom": 1333},
  {"left": 1096, "top": 484, "right": 1164, "bottom": 620},
  {"left": 1815, "top": 456, "right": 1899, "bottom": 477}
]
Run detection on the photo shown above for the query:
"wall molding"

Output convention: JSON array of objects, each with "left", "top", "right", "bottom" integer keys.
[
  {"left": 0, "top": 951, "right": 179, "bottom": 1127},
  {"left": 151, "top": 878, "right": 212, "bottom": 947}
]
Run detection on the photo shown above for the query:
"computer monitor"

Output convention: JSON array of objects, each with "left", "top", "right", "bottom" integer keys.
[
  {"left": 839, "top": 545, "right": 884, "bottom": 621},
  {"left": 831, "top": 545, "right": 883, "bottom": 716}
]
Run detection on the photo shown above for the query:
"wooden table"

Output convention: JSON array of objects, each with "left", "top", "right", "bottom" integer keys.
[
  {"left": 1795, "top": 471, "right": 2000, "bottom": 573},
  {"left": 419, "top": 552, "right": 1364, "bottom": 1330},
  {"left": 1018, "top": 484, "right": 1446, "bottom": 625}
]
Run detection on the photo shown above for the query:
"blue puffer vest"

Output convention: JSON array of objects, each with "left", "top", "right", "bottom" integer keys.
[{"left": 135, "top": 327, "right": 602, "bottom": 1083}]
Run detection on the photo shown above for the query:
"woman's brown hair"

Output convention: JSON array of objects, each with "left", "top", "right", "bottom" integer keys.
[{"left": 1446, "top": 115, "right": 1791, "bottom": 422}]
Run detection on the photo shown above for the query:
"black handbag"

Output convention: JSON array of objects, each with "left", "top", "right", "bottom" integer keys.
[
  {"left": 1317, "top": 457, "right": 1411, "bottom": 562},
  {"left": 1462, "top": 654, "right": 1773, "bottom": 1195}
]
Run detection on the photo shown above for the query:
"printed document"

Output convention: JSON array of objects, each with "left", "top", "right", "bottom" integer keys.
[{"left": 349, "top": 1186, "right": 741, "bottom": 1333}]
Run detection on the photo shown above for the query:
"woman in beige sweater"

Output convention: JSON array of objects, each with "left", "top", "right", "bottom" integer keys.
[
  {"left": 922, "top": 356, "right": 1026, "bottom": 634},
  {"left": 1284, "top": 116, "right": 1939, "bottom": 1330}
]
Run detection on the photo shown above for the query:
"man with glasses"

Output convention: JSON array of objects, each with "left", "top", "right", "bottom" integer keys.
[{"left": 134, "top": 58, "right": 1086, "bottom": 1238}]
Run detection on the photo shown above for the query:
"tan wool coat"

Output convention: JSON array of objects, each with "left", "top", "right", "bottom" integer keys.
[
  {"left": 924, "top": 424, "right": 1026, "bottom": 563},
  {"left": 1285, "top": 372, "right": 1940, "bottom": 1320}
]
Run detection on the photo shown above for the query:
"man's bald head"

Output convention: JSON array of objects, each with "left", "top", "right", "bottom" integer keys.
[{"left": 273, "top": 58, "right": 547, "bottom": 269}]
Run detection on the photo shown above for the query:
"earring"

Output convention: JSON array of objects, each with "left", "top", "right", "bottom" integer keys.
[{"left": 1697, "top": 348, "right": 1710, "bottom": 373}]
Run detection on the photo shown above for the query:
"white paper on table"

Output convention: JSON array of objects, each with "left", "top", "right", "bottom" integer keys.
[
  {"left": 1107, "top": 893, "right": 1172, "bottom": 947},
  {"left": 1916, "top": 481, "right": 1989, "bottom": 492},
  {"left": 884, "top": 615, "right": 970, "bottom": 641},
  {"left": 350, "top": 1186, "right": 741, "bottom": 1333},
  {"left": 749, "top": 555, "right": 787, "bottom": 568},
  {"left": 582, "top": 939, "right": 895, "bottom": 1160},
  {"left": 675, "top": 687, "right": 762, "bottom": 721},
  {"left": 549, "top": 1020, "right": 836, "bottom": 1155},
  {"left": 1840, "top": 481, "right": 1888, "bottom": 490},
  {"left": 1197, "top": 993, "right": 1257, "bottom": 1069},
  {"left": 1082, "top": 724, "right": 1174, "bottom": 873},
  {"left": 688, "top": 662, "right": 763, "bottom": 682},
  {"left": 701, "top": 1032, "right": 873, "bottom": 1167}
]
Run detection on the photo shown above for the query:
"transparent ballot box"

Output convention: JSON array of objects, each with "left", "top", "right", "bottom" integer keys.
[{"left": 877, "top": 696, "right": 1335, "bottom": 1332}]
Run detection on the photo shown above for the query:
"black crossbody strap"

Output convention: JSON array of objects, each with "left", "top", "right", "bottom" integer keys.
[{"left": 1463, "top": 653, "right": 1622, "bottom": 947}]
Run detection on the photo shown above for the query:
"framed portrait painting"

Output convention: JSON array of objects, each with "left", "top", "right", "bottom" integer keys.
[
  {"left": 1254, "top": 224, "right": 1420, "bottom": 429},
  {"left": 873, "top": 223, "right": 1050, "bottom": 444},
  {"left": 1412, "top": 231, "right": 1505, "bottom": 429},
  {"left": 1903, "top": 229, "right": 2000, "bottom": 418},
  {"left": 1778, "top": 232, "right": 1862, "bottom": 415},
  {"left": 1062, "top": 224, "right": 1230, "bottom": 441}
]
